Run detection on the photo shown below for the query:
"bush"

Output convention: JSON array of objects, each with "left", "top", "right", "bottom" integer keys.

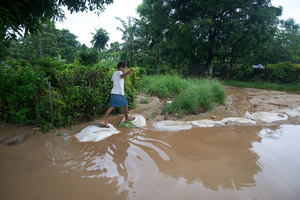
[
  {"left": 230, "top": 62, "right": 300, "bottom": 84},
  {"left": 264, "top": 62, "right": 300, "bottom": 84},
  {"left": 231, "top": 64, "right": 254, "bottom": 81},
  {"left": 77, "top": 49, "right": 100, "bottom": 66},
  {"left": 139, "top": 75, "right": 188, "bottom": 98},
  {"left": 139, "top": 75, "right": 226, "bottom": 116},
  {"left": 0, "top": 60, "right": 50, "bottom": 127},
  {"left": 0, "top": 58, "right": 143, "bottom": 132}
]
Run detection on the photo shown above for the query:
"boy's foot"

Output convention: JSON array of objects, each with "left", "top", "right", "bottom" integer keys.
[
  {"left": 99, "top": 122, "right": 110, "bottom": 128},
  {"left": 126, "top": 116, "right": 135, "bottom": 122}
]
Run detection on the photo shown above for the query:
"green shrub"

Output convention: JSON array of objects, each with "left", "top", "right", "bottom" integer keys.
[
  {"left": 0, "top": 61, "right": 49, "bottom": 126},
  {"left": 77, "top": 49, "right": 100, "bottom": 66},
  {"left": 139, "top": 75, "right": 187, "bottom": 98},
  {"left": 231, "top": 64, "right": 254, "bottom": 81},
  {"left": 0, "top": 57, "right": 143, "bottom": 132},
  {"left": 139, "top": 75, "right": 226, "bottom": 116},
  {"left": 230, "top": 62, "right": 300, "bottom": 84},
  {"left": 265, "top": 62, "right": 300, "bottom": 84}
]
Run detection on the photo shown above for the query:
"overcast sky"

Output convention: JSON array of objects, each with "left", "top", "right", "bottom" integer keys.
[
  {"left": 56, "top": 0, "right": 300, "bottom": 47},
  {"left": 56, "top": 0, "right": 143, "bottom": 47}
]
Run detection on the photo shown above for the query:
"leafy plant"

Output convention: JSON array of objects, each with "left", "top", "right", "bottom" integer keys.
[
  {"left": 0, "top": 57, "right": 143, "bottom": 132},
  {"left": 139, "top": 75, "right": 226, "bottom": 116},
  {"left": 119, "top": 121, "right": 137, "bottom": 128}
]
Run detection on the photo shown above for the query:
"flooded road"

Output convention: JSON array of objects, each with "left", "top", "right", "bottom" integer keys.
[{"left": 1, "top": 122, "right": 300, "bottom": 200}]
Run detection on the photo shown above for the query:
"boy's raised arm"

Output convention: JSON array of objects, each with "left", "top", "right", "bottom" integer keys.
[{"left": 121, "top": 68, "right": 134, "bottom": 78}]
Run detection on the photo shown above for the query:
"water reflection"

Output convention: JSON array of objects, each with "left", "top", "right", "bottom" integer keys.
[{"left": 45, "top": 125, "right": 300, "bottom": 199}]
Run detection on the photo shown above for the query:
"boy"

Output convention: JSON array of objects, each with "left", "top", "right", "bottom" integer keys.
[{"left": 100, "top": 61, "right": 135, "bottom": 128}]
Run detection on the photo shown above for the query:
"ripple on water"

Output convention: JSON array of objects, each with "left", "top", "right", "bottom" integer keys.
[{"left": 43, "top": 125, "right": 300, "bottom": 200}]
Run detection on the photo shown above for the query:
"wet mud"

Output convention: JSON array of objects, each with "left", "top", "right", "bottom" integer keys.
[{"left": 1, "top": 88, "right": 300, "bottom": 200}]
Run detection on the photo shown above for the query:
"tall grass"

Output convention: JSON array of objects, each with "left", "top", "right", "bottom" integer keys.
[
  {"left": 139, "top": 75, "right": 188, "bottom": 98},
  {"left": 224, "top": 80, "right": 300, "bottom": 92},
  {"left": 139, "top": 75, "right": 226, "bottom": 116}
]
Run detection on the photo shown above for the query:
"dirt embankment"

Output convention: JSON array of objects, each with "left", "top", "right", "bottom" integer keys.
[{"left": 133, "top": 86, "right": 300, "bottom": 125}]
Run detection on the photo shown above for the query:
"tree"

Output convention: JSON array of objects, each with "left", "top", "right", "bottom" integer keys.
[
  {"left": 137, "top": 0, "right": 282, "bottom": 73},
  {"left": 9, "top": 24, "right": 81, "bottom": 62},
  {"left": 109, "top": 42, "right": 121, "bottom": 52},
  {"left": 57, "top": 29, "right": 80, "bottom": 62},
  {"left": 90, "top": 28, "right": 110, "bottom": 51},
  {"left": 275, "top": 19, "right": 300, "bottom": 63},
  {"left": 0, "top": 0, "right": 114, "bottom": 40},
  {"left": 244, "top": 18, "right": 300, "bottom": 64},
  {"left": 116, "top": 17, "right": 140, "bottom": 66}
]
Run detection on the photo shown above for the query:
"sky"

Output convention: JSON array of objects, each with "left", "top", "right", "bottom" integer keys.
[
  {"left": 56, "top": 0, "right": 300, "bottom": 47},
  {"left": 56, "top": 0, "right": 143, "bottom": 47}
]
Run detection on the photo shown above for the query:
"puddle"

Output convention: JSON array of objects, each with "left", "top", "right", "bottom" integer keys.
[{"left": 1, "top": 123, "right": 300, "bottom": 199}]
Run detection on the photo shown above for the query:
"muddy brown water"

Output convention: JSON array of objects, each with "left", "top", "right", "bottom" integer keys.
[
  {"left": 1, "top": 88, "right": 300, "bottom": 200},
  {"left": 1, "top": 122, "right": 300, "bottom": 200}
]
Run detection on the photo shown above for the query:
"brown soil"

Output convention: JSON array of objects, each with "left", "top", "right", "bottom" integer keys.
[{"left": 133, "top": 86, "right": 300, "bottom": 125}]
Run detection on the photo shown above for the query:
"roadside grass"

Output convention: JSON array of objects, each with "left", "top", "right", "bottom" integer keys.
[
  {"left": 140, "top": 97, "right": 150, "bottom": 104},
  {"left": 139, "top": 75, "right": 226, "bottom": 116},
  {"left": 223, "top": 80, "right": 300, "bottom": 93},
  {"left": 139, "top": 75, "right": 188, "bottom": 98}
]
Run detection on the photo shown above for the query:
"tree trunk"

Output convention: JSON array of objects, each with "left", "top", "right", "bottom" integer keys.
[
  {"left": 156, "top": 47, "right": 160, "bottom": 64},
  {"left": 38, "top": 31, "right": 42, "bottom": 59},
  {"left": 205, "top": 47, "right": 214, "bottom": 75}
]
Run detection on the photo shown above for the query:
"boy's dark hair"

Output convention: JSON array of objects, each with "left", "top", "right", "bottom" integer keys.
[{"left": 117, "top": 60, "right": 127, "bottom": 68}]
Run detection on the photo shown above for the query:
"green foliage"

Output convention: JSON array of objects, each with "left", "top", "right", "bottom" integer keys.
[
  {"left": 265, "top": 62, "right": 300, "bottom": 84},
  {"left": 232, "top": 64, "right": 254, "bottom": 81},
  {"left": 119, "top": 121, "right": 137, "bottom": 128},
  {"left": 115, "top": 16, "right": 140, "bottom": 67},
  {"left": 8, "top": 24, "right": 81, "bottom": 62},
  {"left": 77, "top": 49, "right": 100, "bottom": 66},
  {"left": 230, "top": 62, "right": 300, "bottom": 84},
  {"left": 0, "top": 39, "right": 11, "bottom": 60},
  {"left": 0, "top": 59, "right": 49, "bottom": 125},
  {"left": 0, "top": 57, "right": 143, "bottom": 132},
  {"left": 90, "top": 28, "right": 110, "bottom": 51},
  {"left": 140, "top": 98, "right": 149, "bottom": 104},
  {"left": 1, "top": 0, "right": 114, "bottom": 40},
  {"left": 139, "top": 75, "right": 188, "bottom": 98},
  {"left": 139, "top": 75, "right": 226, "bottom": 116},
  {"left": 137, "top": 0, "right": 282, "bottom": 70},
  {"left": 124, "top": 66, "right": 143, "bottom": 109}
]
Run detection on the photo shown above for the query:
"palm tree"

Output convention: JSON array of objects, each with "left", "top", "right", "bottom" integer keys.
[
  {"left": 115, "top": 17, "right": 140, "bottom": 66},
  {"left": 90, "top": 28, "right": 109, "bottom": 51}
]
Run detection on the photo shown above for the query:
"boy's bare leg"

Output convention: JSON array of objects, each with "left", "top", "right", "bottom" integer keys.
[
  {"left": 124, "top": 104, "right": 135, "bottom": 121},
  {"left": 124, "top": 104, "right": 129, "bottom": 121},
  {"left": 101, "top": 106, "right": 114, "bottom": 124}
]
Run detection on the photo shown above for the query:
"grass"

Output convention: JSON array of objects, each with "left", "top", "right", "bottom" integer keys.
[
  {"left": 139, "top": 75, "right": 226, "bottom": 116},
  {"left": 140, "top": 98, "right": 150, "bottom": 104},
  {"left": 139, "top": 75, "right": 188, "bottom": 98},
  {"left": 224, "top": 80, "right": 300, "bottom": 93}
]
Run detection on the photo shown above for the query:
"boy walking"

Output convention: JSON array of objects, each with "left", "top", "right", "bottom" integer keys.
[{"left": 100, "top": 61, "right": 135, "bottom": 128}]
